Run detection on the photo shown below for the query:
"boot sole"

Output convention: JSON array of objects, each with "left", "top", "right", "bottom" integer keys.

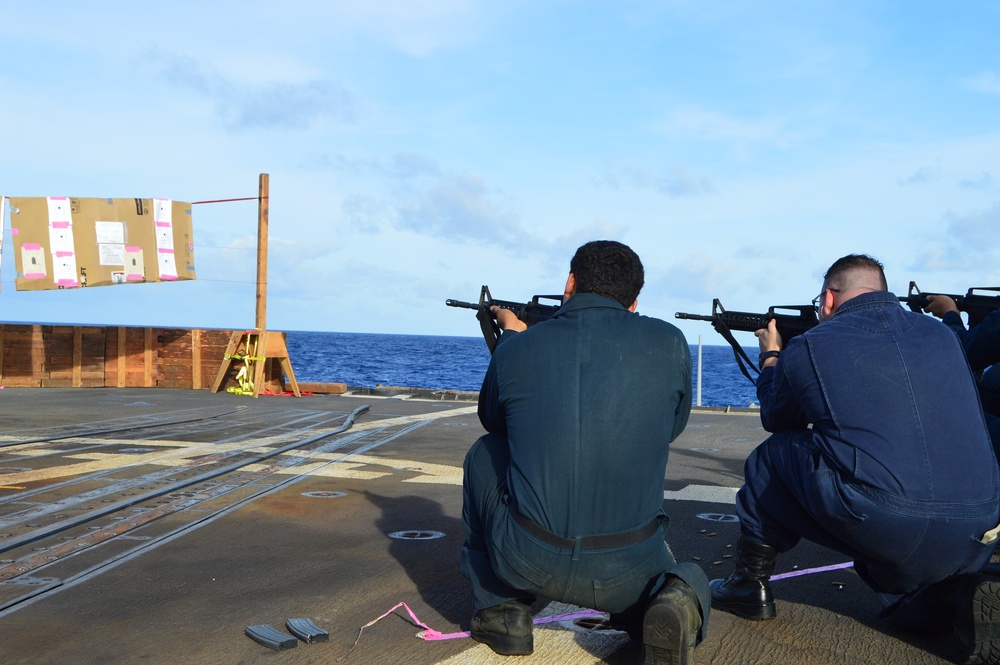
[
  {"left": 642, "top": 587, "right": 699, "bottom": 665},
  {"left": 712, "top": 598, "right": 776, "bottom": 621},
  {"left": 471, "top": 631, "right": 533, "bottom": 656},
  {"left": 961, "top": 580, "right": 1000, "bottom": 665},
  {"left": 709, "top": 576, "right": 776, "bottom": 621}
]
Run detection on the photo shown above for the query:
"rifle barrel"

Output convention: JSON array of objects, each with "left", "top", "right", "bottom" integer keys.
[
  {"left": 445, "top": 299, "right": 481, "bottom": 310},
  {"left": 674, "top": 312, "right": 713, "bottom": 322}
]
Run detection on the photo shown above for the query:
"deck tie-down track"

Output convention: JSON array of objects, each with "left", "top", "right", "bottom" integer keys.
[{"left": 0, "top": 403, "right": 412, "bottom": 616}]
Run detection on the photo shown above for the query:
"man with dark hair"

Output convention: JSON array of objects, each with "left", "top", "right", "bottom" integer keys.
[
  {"left": 462, "top": 240, "right": 708, "bottom": 664},
  {"left": 710, "top": 254, "right": 1000, "bottom": 664}
]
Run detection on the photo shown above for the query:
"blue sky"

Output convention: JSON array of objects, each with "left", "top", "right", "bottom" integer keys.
[{"left": 1, "top": 1, "right": 998, "bottom": 343}]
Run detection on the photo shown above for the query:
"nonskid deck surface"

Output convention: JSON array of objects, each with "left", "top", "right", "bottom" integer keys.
[{"left": 0, "top": 388, "right": 971, "bottom": 664}]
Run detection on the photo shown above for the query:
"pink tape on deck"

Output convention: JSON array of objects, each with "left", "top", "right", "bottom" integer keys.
[
  {"left": 770, "top": 561, "right": 854, "bottom": 581},
  {"left": 418, "top": 605, "right": 604, "bottom": 640},
  {"left": 353, "top": 601, "right": 605, "bottom": 644},
  {"left": 355, "top": 565, "right": 855, "bottom": 653}
]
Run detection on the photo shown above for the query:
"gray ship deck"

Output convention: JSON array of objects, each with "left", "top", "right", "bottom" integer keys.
[{"left": 0, "top": 388, "right": 972, "bottom": 664}]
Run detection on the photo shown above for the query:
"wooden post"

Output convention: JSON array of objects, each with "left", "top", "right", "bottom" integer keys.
[
  {"left": 211, "top": 173, "right": 300, "bottom": 397},
  {"left": 256, "top": 173, "right": 268, "bottom": 331}
]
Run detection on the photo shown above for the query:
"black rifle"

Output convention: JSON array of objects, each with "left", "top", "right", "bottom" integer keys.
[
  {"left": 446, "top": 285, "right": 563, "bottom": 353},
  {"left": 675, "top": 299, "right": 818, "bottom": 383},
  {"left": 900, "top": 282, "right": 1000, "bottom": 328}
]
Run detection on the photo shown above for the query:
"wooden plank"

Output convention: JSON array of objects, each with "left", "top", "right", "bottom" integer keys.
[
  {"left": 296, "top": 382, "right": 347, "bottom": 394},
  {"left": 211, "top": 331, "right": 244, "bottom": 393},
  {"left": 72, "top": 326, "right": 83, "bottom": 387},
  {"left": 117, "top": 327, "right": 127, "bottom": 388},
  {"left": 192, "top": 329, "right": 201, "bottom": 390},
  {"left": 144, "top": 328, "right": 153, "bottom": 387}
]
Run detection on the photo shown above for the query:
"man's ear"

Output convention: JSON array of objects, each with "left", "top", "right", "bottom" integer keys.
[
  {"left": 820, "top": 288, "right": 836, "bottom": 320},
  {"left": 628, "top": 299, "right": 638, "bottom": 313},
  {"left": 563, "top": 273, "right": 577, "bottom": 300}
]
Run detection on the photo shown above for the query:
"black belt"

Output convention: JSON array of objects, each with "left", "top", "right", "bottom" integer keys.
[{"left": 510, "top": 507, "right": 660, "bottom": 549}]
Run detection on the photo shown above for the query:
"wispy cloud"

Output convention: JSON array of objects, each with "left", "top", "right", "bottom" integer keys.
[
  {"left": 659, "top": 106, "right": 786, "bottom": 145},
  {"left": 959, "top": 71, "right": 1000, "bottom": 96},
  {"left": 395, "top": 173, "right": 524, "bottom": 247},
  {"left": 910, "top": 202, "right": 1000, "bottom": 273},
  {"left": 596, "top": 164, "right": 715, "bottom": 198},
  {"left": 302, "top": 152, "right": 441, "bottom": 179},
  {"left": 147, "top": 52, "right": 355, "bottom": 130},
  {"left": 312, "top": 151, "right": 541, "bottom": 250},
  {"left": 898, "top": 162, "right": 941, "bottom": 186},
  {"left": 959, "top": 172, "right": 994, "bottom": 190},
  {"left": 648, "top": 253, "right": 738, "bottom": 303}
]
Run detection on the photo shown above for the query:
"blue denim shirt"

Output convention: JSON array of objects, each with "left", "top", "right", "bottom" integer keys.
[
  {"left": 479, "top": 293, "right": 692, "bottom": 537},
  {"left": 757, "top": 291, "right": 998, "bottom": 503}
]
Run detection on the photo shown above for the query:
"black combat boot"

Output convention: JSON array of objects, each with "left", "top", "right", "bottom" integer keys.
[
  {"left": 709, "top": 535, "right": 777, "bottom": 620},
  {"left": 470, "top": 599, "right": 534, "bottom": 655}
]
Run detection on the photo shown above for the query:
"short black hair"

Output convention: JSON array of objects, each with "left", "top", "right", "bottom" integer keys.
[
  {"left": 823, "top": 254, "right": 888, "bottom": 291},
  {"left": 569, "top": 240, "right": 644, "bottom": 307}
]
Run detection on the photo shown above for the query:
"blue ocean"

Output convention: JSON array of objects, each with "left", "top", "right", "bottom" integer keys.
[{"left": 285, "top": 332, "right": 760, "bottom": 408}]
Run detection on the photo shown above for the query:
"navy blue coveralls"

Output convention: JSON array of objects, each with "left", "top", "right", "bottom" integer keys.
[
  {"left": 739, "top": 291, "right": 1000, "bottom": 599},
  {"left": 461, "top": 293, "right": 709, "bottom": 639},
  {"left": 942, "top": 308, "right": 1000, "bottom": 453}
]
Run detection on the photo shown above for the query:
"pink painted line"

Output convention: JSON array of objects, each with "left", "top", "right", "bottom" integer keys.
[
  {"left": 55, "top": 251, "right": 75, "bottom": 258},
  {"left": 51, "top": 221, "right": 71, "bottom": 228},
  {"left": 354, "top": 601, "right": 606, "bottom": 644},
  {"left": 359, "top": 567, "right": 853, "bottom": 649},
  {"left": 23, "top": 243, "right": 40, "bottom": 250},
  {"left": 158, "top": 248, "right": 174, "bottom": 254},
  {"left": 770, "top": 561, "right": 854, "bottom": 581},
  {"left": 24, "top": 273, "right": 45, "bottom": 280}
]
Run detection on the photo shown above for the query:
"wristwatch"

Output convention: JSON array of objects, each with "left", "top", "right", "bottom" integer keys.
[{"left": 758, "top": 350, "right": 781, "bottom": 366}]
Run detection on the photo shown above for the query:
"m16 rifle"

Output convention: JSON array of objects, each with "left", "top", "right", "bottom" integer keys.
[
  {"left": 900, "top": 282, "right": 1000, "bottom": 328},
  {"left": 675, "top": 299, "right": 818, "bottom": 383},
  {"left": 446, "top": 285, "right": 563, "bottom": 353}
]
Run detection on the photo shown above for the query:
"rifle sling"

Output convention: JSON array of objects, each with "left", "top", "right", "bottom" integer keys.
[
  {"left": 476, "top": 308, "right": 501, "bottom": 354},
  {"left": 712, "top": 319, "right": 760, "bottom": 384}
]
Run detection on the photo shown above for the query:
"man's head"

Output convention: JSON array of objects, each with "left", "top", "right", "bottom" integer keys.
[
  {"left": 566, "top": 240, "right": 644, "bottom": 309},
  {"left": 816, "top": 254, "right": 887, "bottom": 321}
]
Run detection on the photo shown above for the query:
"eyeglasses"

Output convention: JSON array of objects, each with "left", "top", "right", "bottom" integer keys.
[{"left": 812, "top": 288, "right": 841, "bottom": 314}]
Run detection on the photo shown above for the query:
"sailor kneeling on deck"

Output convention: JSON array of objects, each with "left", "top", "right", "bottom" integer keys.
[
  {"left": 711, "top": 254, "right": 1000, "bottom": 665},
  {"left": 462, "top": 240, "right": 707, "bottom": 664}
]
